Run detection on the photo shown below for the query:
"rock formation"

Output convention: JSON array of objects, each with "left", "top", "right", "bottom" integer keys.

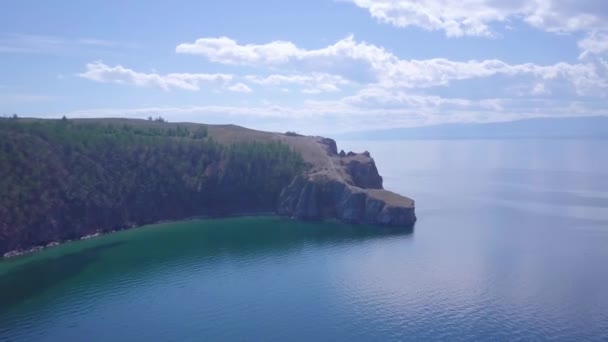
[{"left": 278, "top": 136, "right": 416, "bottom": 227}]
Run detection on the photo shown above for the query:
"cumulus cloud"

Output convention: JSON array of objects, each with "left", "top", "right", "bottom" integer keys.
[
  {"left": 57, "top": 94, "right": 608, "bottom": 134},
  {"left": 531, "top": 83, "right": 550, "bottom": 96},
  {"left": 246, "top": 73, "right": 351, "bottom": 94},
  {"left": 227, "top": 82, "right": 253, "bottom": 93},
  {"left": 345, "top": 0, "right": 608, "bottom": 37},
  {"left": 78, "top": 61, "right": 233, "bottom": 91},
  {"left": 176, "top": 37, "right": 303, "bottom": 65},
  {"left": 74, "top": 31, "right": 608, "bottom": 130},
  {"left": 175, "top": 35, "right": 390, "bottom": 67},
  {"left": 387, "top": 58, "right": 608, "bottom": 96},
  {"left": 176, "top": 35, "right": 608, "bottom": 95},
  {"left": 341, "top": 86, "right": 503, "bottom": 110},
  {"left": 579, "top": 31, "right": 608, "bottom": 59}
]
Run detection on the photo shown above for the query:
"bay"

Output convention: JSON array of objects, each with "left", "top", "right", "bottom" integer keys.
[{"left": 1, "top": 139, "right": 608, "bottom": 341}]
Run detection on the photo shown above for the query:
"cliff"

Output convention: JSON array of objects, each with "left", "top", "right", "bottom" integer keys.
[
  {"left": 0, "top": 118, "right": 415, "bottom": 256},
  {"left": 277, "top": 137, "right": 416, "bottom": 226}
]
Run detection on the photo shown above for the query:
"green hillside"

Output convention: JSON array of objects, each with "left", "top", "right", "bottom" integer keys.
[{"left": 0, "top": 118, "right": 306, "bottom": 255}]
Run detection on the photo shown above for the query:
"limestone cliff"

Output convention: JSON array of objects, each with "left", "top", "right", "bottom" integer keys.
[{"left": 278, "top": 136, "right": 416, "bottom": 227}]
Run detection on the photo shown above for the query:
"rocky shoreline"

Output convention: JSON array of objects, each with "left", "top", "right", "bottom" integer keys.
[
  {"left": 3, "top": 233, "right": 103, "bottom": 258},
  {"left": 2, "top": 212, "right": 279, "bottom": 259}
]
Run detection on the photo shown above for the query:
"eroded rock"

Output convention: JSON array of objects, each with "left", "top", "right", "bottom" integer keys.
[{"left": 277, "top": 138, "right": 416, "bottom": 227}]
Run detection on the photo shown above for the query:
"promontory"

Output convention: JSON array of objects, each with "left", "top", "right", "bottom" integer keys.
[{"left": 0, "top": 118, "right": 416, "bottom": 256}]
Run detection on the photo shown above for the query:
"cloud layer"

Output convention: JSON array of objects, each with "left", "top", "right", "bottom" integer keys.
[
  {"left": 66, "top": 1, "right": 608, "bottom": 132},
  {"left": 78, "top": 61, "right": 234, "bottom": 91},
  {"left": 175, "top": 35, "right": 608, "bottom": 96},
  {"left": 346, "top": 0, "right": 608, "bottom": 37}
]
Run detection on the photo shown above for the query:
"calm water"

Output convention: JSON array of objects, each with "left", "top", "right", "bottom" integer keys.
[{"left": 1, "top": 139, "right": 608, "bottom": 341}]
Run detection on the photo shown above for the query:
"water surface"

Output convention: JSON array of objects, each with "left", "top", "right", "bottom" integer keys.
[{"left": 1, "top": 139, "right": 607, "bottom": 341}]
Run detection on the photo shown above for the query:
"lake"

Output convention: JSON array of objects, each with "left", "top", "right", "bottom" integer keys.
[{"left": 1, "top": 139, "right": 608, "bottom": 341}]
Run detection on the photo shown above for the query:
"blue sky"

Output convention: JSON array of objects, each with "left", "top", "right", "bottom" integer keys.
[{"left": 1, "top": 0, "right": 607, "bottom": 134}]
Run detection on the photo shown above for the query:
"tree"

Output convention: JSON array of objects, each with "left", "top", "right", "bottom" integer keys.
[{"left": 192, "top": 126, "right": 208, "bottom": 139}]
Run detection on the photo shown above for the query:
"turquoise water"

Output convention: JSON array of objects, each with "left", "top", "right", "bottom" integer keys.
[{"left": 1, "top": 139, "right": 608, "bottom": 341}]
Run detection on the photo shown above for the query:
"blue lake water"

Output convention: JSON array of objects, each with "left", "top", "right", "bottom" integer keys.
[{"left": 1, "top": 139, "right": 607, "bottom": 341}]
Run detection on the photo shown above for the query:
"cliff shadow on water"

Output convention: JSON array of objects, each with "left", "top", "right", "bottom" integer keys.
[
  {"left": 0, "top": 217, "right": 414, "bottom": 313},
  {"left": 0, "top": 241, "right": 125, "bottom": 312}
]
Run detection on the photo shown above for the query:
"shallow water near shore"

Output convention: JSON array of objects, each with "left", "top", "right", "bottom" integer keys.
[{"left": 1, "top": 139, "right": 608, "bottom": 341}]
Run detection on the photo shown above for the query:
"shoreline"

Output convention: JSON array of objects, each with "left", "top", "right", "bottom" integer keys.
[{"left": 1, "top": 211, "right": 277, "bottom": 260}]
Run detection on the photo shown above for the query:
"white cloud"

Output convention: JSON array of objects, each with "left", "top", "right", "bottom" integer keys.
[
  {"left": 246, "top": 73, "right": 351, "bottom": 94},
  {"left": 385, "top": 58, "right": 608, "bottom": 96},
  {"left": 175, "top": 35, "right": 391, "bottom": 67},
  {"left": 510, "top": 82, "right": 551, "bottom": 96},
  {"left": 579, "top": 31, "right": 608, "bottom": 59},
  {"left": 531, "top": 83, "right": 550, "bottom": 96},
  {"left": 55, "top": 95, "right": 608, "bottom": 134},
  {"left": 78, "top": 61, "right": 233, "bottom": 91},
  {"left": 341, "top": 86, "right": 503, "bottom": 110},
  {"left": 176, "top": 37, "right": 303, "bottom": 65},
  {"left": 55, "top": 81, "right": 606, "bottom": 130},
  {"left": 227, "top": 82, "right": 253, "bottom": 93},
  {"left": 345, "top": 0, "right": 608, "bottom": 37},
  {"left": 301, "top": 84, "right": 341, "bottom": 94},
  {"left": 176, "top": 35, "right": 608, "bottom": 95}
]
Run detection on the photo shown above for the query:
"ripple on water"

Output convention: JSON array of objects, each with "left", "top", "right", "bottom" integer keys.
[{"left": 1, "top": 144, "right": 608, "bottom": 342}]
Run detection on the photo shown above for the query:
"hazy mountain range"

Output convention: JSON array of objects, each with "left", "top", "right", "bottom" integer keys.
[{"left": 337, "top": 116, "right": 608, "bottom": 140}]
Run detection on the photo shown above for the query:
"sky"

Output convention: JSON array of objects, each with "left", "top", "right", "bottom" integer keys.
[{"left": 1, "top": 0, "right": 607, "bottom": 134}]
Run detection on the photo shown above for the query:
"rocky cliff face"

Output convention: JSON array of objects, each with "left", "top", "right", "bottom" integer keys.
[{"left": 277, "top": 137, "right": 416, "bottom": 227}]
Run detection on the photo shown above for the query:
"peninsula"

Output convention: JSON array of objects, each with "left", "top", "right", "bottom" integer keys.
[{"left": 0, "top": 118, "right": 416, "bottom": 256}]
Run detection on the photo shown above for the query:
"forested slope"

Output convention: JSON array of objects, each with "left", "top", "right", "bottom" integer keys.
[{"left": 0, "top": 118, "right": 306, "bottom": 255}]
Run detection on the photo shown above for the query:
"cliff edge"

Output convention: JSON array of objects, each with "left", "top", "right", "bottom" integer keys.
[
  {"left": 167, "top": 123, "right": 416, "bottom": 226},
  {"left": 277, "top": 136, "right": 416, "bottom": 227}
]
